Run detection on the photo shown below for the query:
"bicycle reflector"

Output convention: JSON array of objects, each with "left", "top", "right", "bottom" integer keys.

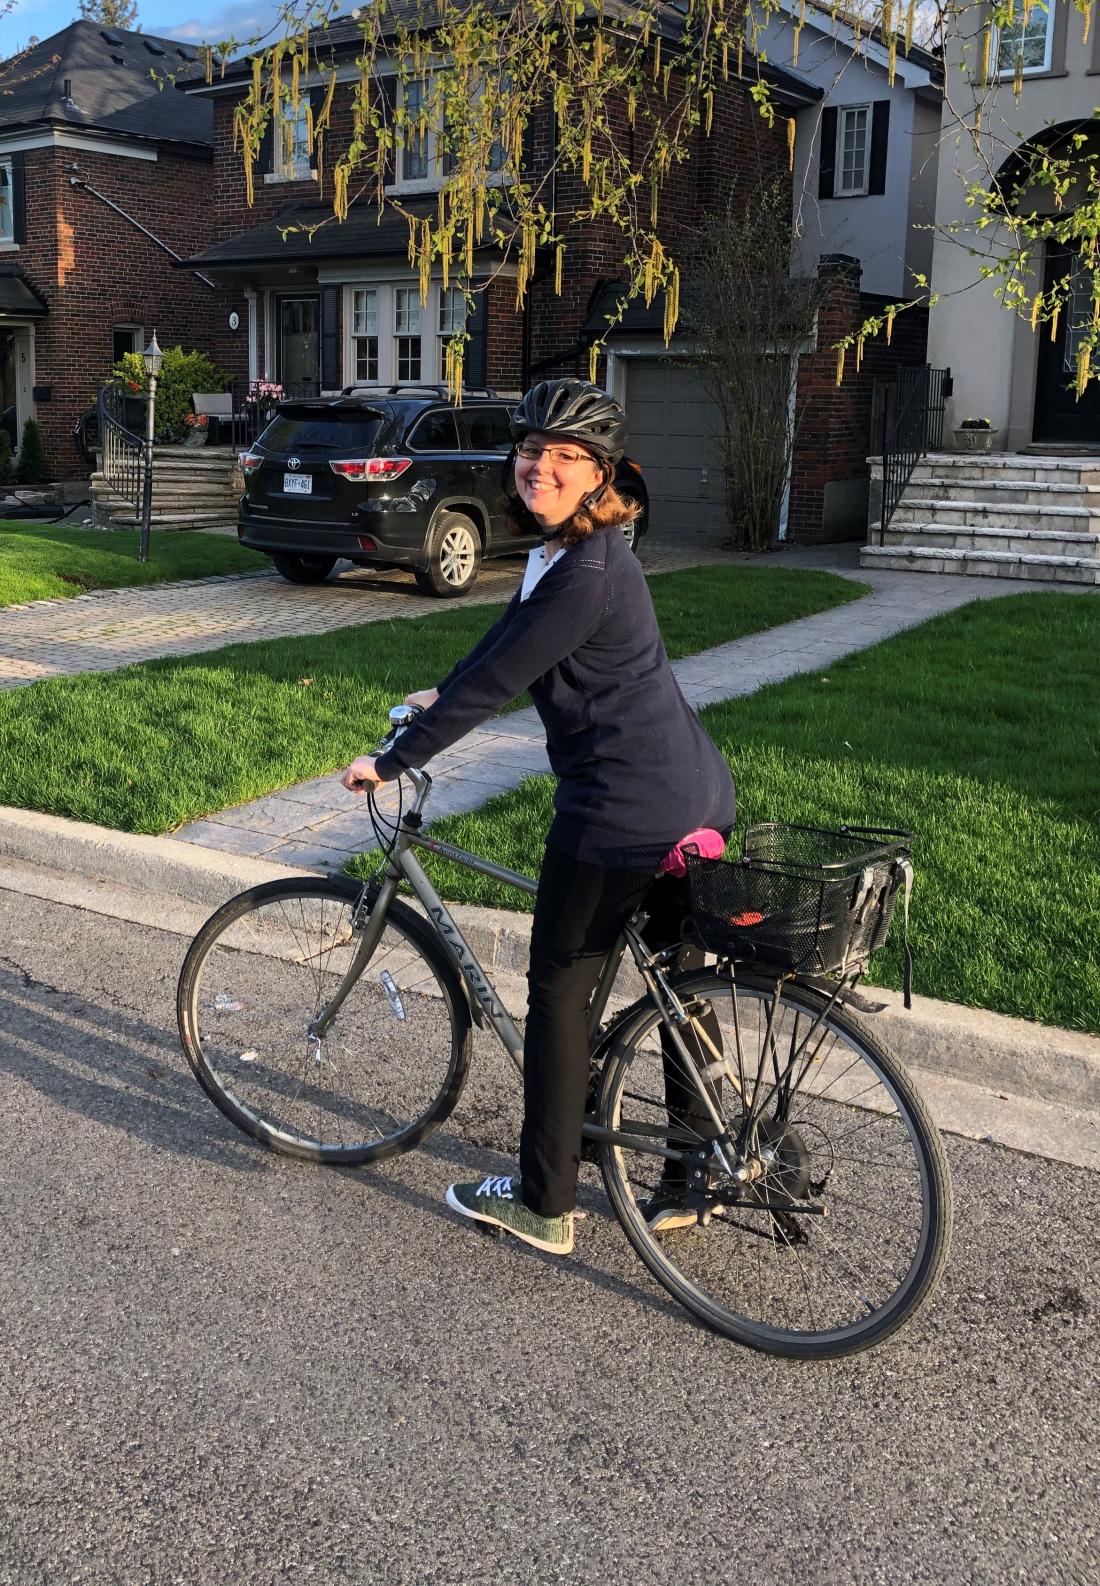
[{"left": 330, "top": 457, "right": 413, "bottom": 481}]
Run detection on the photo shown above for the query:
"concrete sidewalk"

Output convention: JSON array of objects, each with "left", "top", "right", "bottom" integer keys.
[{"left": 173, "top": 553, "right": 1050, "bottom": 871}]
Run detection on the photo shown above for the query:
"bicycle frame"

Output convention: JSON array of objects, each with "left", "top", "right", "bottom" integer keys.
[{"left": 309, "top": 765, "right": 741, "bottom": 1172}]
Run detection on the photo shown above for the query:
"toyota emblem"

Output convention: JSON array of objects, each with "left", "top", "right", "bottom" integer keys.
[{"left": 287, "top": 456, "right": 301, "bottom": 470}]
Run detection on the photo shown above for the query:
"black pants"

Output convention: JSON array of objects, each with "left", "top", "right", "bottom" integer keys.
[{"left": 519, "top": 844, "right": 721, "bottom": 1218}]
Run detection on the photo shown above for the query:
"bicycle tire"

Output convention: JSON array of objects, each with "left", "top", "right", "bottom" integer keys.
[
  {"left": 597, "top": 970, "right": 952, "bottom": 1360},
  {"left": 177, "top": 876, "right": 473, "bottom": 1165}
]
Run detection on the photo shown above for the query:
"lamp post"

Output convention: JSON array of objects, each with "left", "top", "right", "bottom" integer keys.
[{"left": 139, "top": 331, "right": 163, "bottom": 564}]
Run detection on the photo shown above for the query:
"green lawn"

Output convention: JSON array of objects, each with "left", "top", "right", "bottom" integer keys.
[
  {"left": 366, "top": 593, "right": 1100, "bottom": 1034},
  {"left": 0, "top": 520, "right": 269, "bottom": 606},
  {"left": 0, "top": 564, "right": 863, "bottom": 834}
]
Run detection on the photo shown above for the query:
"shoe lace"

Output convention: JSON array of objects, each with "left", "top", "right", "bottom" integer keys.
[{"left": 475, "top": 1174, "right": 515, "bottom": 1200}]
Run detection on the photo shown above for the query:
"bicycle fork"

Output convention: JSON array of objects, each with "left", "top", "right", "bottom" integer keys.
[{"left": 306, "top": 874, "right": 401, "bottom": 1041}]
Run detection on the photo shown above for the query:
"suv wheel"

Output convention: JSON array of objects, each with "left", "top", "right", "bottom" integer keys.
[
  {"left": 272, "top": 553, "right": 338, "bottom": 585},
  {"left": 415, "top": 511, "right": 483, "bottom": 598},
  {"left": 617, "top": 492, "right": 646, "bottom": 556}
]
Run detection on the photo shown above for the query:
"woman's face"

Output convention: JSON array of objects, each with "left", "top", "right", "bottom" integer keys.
[{"left": 514, "top": 431, "right": 605, "bottom": 528}]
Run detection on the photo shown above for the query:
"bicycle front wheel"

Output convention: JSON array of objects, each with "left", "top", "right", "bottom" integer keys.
[
  {"left": 177, "top": 877, "right": 472, "bottom": 1164},
  {"left": 597, "top": 971, "right": 952, "bottom": 1359}
]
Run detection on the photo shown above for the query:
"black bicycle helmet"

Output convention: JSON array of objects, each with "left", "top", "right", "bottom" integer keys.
[{"left": 510, "top": 378, "right": 628, "bottom": 463}]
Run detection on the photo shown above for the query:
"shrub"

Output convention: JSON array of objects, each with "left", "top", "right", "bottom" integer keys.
[
  {"left": 15, "top": 419, "right": 48, "bottom": 484},
  {"left": 0, "top": 429, "right": 13, "bottom": 487},
  {"left": 959, "top": 417, "right": 993, "bottom": 430},
  {"left": 111, "top": 347, "right": 230, "bottom": 444}
]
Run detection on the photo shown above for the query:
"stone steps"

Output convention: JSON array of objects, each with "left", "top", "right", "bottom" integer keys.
[
  {"left": 862, "top": 544, "right": 1100, "bottom": 584},
  {"left": 99, "top": 509, "right": 239, "bottom": 530},
  {"left": 864, "top": 452, "right": 1100, "bottom": 586}
]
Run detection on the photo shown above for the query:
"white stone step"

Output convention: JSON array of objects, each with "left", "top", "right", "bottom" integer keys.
[
  {"left": 882, "top": 523, "right": 1100, "bottom": 559},
  {"left": 102, "top": 509, "right": 238, "bottom": 529},
  {"left": 860, "top": 543, "right": 1100, "bottom": 584},
  {"left": 906, "top": 453, "right": 1100, "bottom": 487},
  {"left": 903, "top": 477, "right": 1100, "bottom": 507},
  {"left": 894, "top": 498, "right": 1100, "bottom": 528}
]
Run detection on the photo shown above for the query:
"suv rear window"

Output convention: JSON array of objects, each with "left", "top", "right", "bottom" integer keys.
[{"left": 259, "top": 408, "right": 385, "bottom": 454}]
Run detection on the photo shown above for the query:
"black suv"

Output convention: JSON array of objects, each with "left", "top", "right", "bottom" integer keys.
[{"left": 236, "top": 385, "right": 649, "bottom": 596}]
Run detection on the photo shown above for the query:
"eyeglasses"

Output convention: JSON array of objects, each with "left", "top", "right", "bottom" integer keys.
[{"left": 516, "top": 442, "right": 595, "bottom": 466}]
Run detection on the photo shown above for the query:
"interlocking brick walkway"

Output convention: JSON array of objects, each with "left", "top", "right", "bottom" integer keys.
[{"left": 0, "top": 540, "right": 724, "bottom": 691}]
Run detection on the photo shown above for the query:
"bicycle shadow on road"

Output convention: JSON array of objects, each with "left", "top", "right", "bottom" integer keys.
[{"left": 0, "top": 966, "right": 266, "bottom": 1172}]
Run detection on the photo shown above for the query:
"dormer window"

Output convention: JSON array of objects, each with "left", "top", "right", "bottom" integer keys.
[
  {"left": 0, "top": 159, "right": 14, "bottom": 246},
  {"left": 995, "top": 2, "right": 1056, "bottom": 76}
]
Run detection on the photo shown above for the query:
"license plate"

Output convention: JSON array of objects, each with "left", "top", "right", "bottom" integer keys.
[{"left": 283, "top": 472, "right": 312, "bottom": 495}]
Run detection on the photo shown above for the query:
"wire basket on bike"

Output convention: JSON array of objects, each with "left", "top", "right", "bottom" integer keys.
[{"left": 684, "top": 823, "right": 912, "bottom": 977}]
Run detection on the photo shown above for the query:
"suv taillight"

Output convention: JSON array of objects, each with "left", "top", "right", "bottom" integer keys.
[
  {"left": 330, "top": 457, "right": 412, "bottom": 482},
  {"left": 240, "top": 452, "right": 262, "bottom": 473}
]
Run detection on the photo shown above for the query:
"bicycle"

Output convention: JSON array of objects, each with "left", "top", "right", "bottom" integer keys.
[{"left": 177, "top": 705, "right": 953, "bottom": 1361}]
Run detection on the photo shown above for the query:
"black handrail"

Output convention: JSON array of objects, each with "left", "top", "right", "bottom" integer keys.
[
  {"left": 880, "top": 365, "right": 951, "bottom": 544},
  {"left": 97, "top": 379, "right": 147, "bottom": 537}
]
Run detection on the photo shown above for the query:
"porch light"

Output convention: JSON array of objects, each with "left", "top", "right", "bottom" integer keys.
[
  {"left": 142, "top": 331, "right": 164, "bottom": 379},
  {"left": 330, "top": 456, "right": 412, "bottom": 481}
]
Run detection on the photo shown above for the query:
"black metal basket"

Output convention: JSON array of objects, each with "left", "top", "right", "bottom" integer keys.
[{"left": 684, "top": 823, "right": 912, "bottom": 976}]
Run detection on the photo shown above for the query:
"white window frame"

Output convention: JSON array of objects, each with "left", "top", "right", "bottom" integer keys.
[
  {"left": 993, "top": 3, "right": 1056, "bottom": 78},
  {"left": 341, "top": 281, "right": 471, "bottom": 387},
  {"left": 0, "top": 156, "right": 15, "bottom": 246},
  {"left": 350, "top": 288, "right": 380, "bottom": 384},
  {"left": 266, "top": 98, "right": 317, "bottom": 185},
  {"left": 387, "top": 71, "right": 508, "bottom": 195},
  {"left": 835, "top": 104, "right": 871, "bottom": 198}
]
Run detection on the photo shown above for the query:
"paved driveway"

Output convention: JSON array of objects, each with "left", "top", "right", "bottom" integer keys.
[{"left": 1, "top": 889, "right": 1096, "bottom": 1586}]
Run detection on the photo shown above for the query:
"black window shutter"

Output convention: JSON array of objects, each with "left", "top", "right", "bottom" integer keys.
[
  {"left": 818, "top": 106, "right": 837, "bottom": 200},
  {"left": 11, "top": 151, "right": 26, "bottom": 243},
  {"left": 320, "top": 285, "right": 341, "bottom": 391},
  {"left": 465, "top": 282, "right": 487, "bottom": 389},
  {"left": 869, "top": 101, "right": 890, "bottom": 195}
]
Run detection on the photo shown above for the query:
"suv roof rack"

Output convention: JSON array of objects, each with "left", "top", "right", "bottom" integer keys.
[{"left": 341, "top": 383, "right": 499, "bottom": 399}]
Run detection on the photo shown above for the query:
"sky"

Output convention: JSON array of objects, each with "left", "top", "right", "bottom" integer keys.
[{"left": 0, "top": 0, "right": 293, "bottom": 54}]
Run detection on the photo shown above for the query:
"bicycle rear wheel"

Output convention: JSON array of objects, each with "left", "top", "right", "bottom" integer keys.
[
  {"left": 597, "top": 970, "right": 952, "bottom": 1359},
  {"left": 177, "top": 877, "right": 472, "bottom": 1164}
]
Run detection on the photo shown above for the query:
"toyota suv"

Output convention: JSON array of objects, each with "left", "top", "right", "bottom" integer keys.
[{"left": 236, "top": 385, "right": 649, "bottom": 596}]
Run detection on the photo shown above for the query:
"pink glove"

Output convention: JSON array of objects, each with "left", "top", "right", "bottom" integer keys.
[{"left": 658, "top": 827, "right": 726, "bottom": 878}]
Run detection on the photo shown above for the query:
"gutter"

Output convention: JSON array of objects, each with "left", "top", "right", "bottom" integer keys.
[{"left": 67, "top": 166, "right": 219, "bottom": 290}]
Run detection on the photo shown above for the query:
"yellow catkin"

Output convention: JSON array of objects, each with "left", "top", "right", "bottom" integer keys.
[
  {"left": 663, "top": 64, "right": 671, "bottom": 98},
  {"left": 627, "top": 87, "right": 636, "bottom": 124},
  {"left": 1050, "top": 304, "right": 1061, "bottom": 342},
  {"left": 203, "top": 45, "right": 213, "bottom": 85},
  {"left": 291, "top": 54, "right": 299, "bottom": 112},
  {"left": 855, "top": 335, "right": 864, "bottom": 372},
  {"left": 885, "top": 306, "right": 895, "bottom": 344},
  {"left": 1076, "top": 344, "right": 1091, "bottom": 398},
  {"left": 1085, "top": 4, "right": 1094, "bottom": 47},
  {"left": 271, "top": 45, "right": 283, "bottom": 123},
  {"left": 722, "top": 42, "right": 729, "bottom": 81},
  {"left": 793, "top": 24, "right": 801, "bottom": 67},
  {"left": 420, "top": 218, "right": 431, "bottom": 303},
  {"left": 1030, "top": 293, "right": 1042, "bottom": 331},
  {"left": 737, "top": 39, "right": 744, "bottom": 77},
  {"left": 979, "top": 28, "right": 991, "bottom": 86},
  {"left": 582, "top": 133, "right": 592, "bottom": 183},
  {"left": 888, "top": 38, "right": 897, "bottom": 85},
  {"left": 705, "top": 91, "right": 714, "bottom": 136},
  {"left": 787, "top": 116, "right": 796, "bottom": 170},
  {"left": 306, "top": 104, "right": 314, "bottom": 155},
  {"left": 835, "top": 346, "right": 846, "bottom": 386},
  {"left": 663, "top": 267, "right": 680, "bottom": 344},
  {"left": 243, "top": 143, "right": 254, "bottom": 206},
  {"left": 555, "top": 243, "right": 564, "bottom": 295},
  {"left": 904, "top": 0, "right": 916, "bottom": 52},
  {"left": 589, "top": 344, "right": 599, "bottom": 383},
  {"left": 651, "top": 177, "right": 659, "bottom": 227},
  {"left": 466, "top": 216, "right": 474, "bottom": 279},
  {"left": 407, "top": 216, "right": 418, "bottom": 269},
  {"left": 654, "top": 38, "right": 661, "bottom": 80},
  {"left": 333, "top": 164, "right": 349, "bottom": 221}
]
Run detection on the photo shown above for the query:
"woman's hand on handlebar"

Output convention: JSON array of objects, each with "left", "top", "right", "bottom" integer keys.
[
  {"left": 404, "top": 687, "right": 439, "bottom": 710},
  {"left": 342, "top": 755, "right": 384, "bottom": 794}
]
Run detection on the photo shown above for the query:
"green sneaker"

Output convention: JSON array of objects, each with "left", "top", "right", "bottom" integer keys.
[{"left": 445, "top": 1174, "right": 574, "bottom": 1255}]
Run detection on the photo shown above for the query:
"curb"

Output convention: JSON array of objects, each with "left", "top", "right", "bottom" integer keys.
[{"left": 2, "top": 803, "right": 1098, "bottom": 1118}]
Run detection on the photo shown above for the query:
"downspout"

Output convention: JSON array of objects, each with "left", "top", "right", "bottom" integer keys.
[{"left": 68, "top": 167, "right": 219, "bottom": 290}]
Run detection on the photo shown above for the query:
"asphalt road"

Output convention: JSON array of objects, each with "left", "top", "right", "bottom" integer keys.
[{"left": 1, "top": 888, "right": 1096, "bottom": 1586}]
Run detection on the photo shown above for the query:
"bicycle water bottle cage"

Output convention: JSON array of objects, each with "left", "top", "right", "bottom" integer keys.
[{"left": 659, "top": 828, "right": 726, "bottom": 879}]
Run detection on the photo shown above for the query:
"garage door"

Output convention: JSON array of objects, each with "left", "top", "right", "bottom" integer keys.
[{"left": 623, "top": 358, "right": 728, "bottom": 538}]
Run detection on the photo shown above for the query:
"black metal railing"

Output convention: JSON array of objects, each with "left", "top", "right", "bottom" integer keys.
[
  {"left": 97, "top": 379, "right": 148, "bottom": 531},
  {"left": 220, "top": 378, "right": 317, "bottom": 451},
  {"left": 880, "top": 365, "right": 952, "bottom": 543}
]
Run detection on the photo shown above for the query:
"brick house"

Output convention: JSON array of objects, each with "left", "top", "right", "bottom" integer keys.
[
  {"left": 0, "top": 20, "right": 238, "bottom": 479},
  {"left": 178, "top": 8, "right": 828, "bottom": 539}
]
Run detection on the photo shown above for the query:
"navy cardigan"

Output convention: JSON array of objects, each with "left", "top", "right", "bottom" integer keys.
[{"left": 374, "top": 527, "right": 736, "bottom": 870}]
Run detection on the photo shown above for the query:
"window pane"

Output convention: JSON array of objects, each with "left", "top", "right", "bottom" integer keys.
[
  {"left": 352, "top": 289, "right": 378, "bottom": 336},
  {"left": 997, "top": 9, "right": 1054, "bottom": 72},
  {"left": 396, "top": 337, "right": 422, "bottom": 382},
  {"left": 838, "top": 107, "right": 868, "bottom": 192},
  {"left": 403, "top": 79, "right": 428, "bottom": 180},
  {"left": 438, "top": 286, "right": 466, "bottom": 335},
  {"left": 113, "top": 328, "right": 140, "bottom": 363},
  {"left": 460, "top": 406, "right": 514, "bottom": 452},
  {"left": 1063, "top": 255, "right": 1095, "bottom": 375},
  {"left": 395, "top": 288, "right": 421, "bottom": 334},
  {"left": 355, "top": 338, "right": 379, "bottom": 381},
  {"left": 410, "top": 410, "right": 459, "bottom": 450},
  {"left": 0, "top": 162, "right": 12, "bottom": 245}
]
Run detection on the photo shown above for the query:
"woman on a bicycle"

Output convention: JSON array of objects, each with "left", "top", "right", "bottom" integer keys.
[{"left": 342, "top": 378, "right": 736, "bottom": 1255}]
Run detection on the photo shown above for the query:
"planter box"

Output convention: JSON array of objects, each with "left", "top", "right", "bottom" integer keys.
[{"left": 954, "top": 427, "right": 998, "bottom": 453}]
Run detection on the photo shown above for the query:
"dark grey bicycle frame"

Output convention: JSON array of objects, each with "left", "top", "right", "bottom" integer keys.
[{"left": 309, "top": 766, "right": 736, "bottom": 1167}]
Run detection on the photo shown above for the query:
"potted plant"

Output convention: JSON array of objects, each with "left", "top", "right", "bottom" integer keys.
[
  {"left": 954, "top": 416, "right": 998, "bottom": 453},
  {"left": 184, "top": 412, "right": 210, "bottom": 448}
]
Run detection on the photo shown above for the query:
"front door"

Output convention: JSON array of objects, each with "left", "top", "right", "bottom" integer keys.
[
  {"left": 277, "top": 296, "right": 320, "bottom": 398},
  {"left": 1033, "top": 243, "right": 1100, "bottom": 446}
]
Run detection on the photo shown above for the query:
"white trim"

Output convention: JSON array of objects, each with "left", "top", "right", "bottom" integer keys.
[
  {"left": 315, "top": 260, "right": 519, "bottom": 284},
  {"left": 0, "top": 130, "right": 158, "bottom": 161},
  {"left": 835, "top": 103, "right": 871, "bottom": 198},
  {"left": 245, "top": 288, "right": 259, "bottom": 384}
]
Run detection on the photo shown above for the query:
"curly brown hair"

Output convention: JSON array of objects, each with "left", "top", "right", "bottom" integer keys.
[{"left": 556, "top": 478, "right": 641, "bottom": 549}]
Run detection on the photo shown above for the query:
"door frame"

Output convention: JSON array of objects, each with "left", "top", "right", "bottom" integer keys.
[
  {"left": 274, "top": 293, "right": 321, "bottom": 397},
  {"left": 0, "top": 320, "right": 36, "bottom": 452}
]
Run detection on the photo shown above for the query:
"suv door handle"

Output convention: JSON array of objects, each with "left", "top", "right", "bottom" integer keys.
[{"left": 469, "top": 461, "right": 490, "bottom": 472}]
